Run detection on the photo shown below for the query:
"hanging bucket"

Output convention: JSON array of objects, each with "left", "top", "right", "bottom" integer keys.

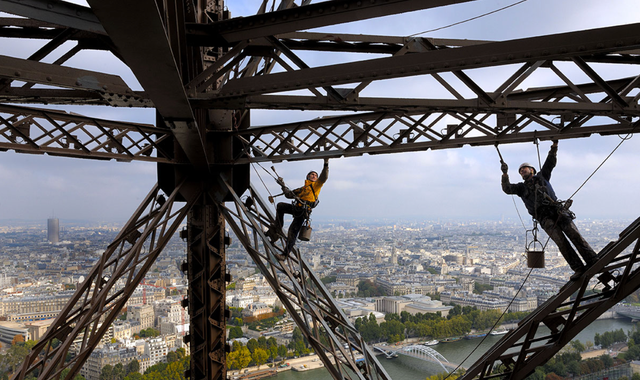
[
  {"left": 527, "top": 250, "right": 545, "bottom": 268},
  {"left": 298, "top": 224, "right": 312, "bottom": 241}
]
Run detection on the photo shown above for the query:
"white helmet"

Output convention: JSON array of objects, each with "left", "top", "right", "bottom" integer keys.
[{"left": 519, "top": 162, "right": 536, "bottom": 173}]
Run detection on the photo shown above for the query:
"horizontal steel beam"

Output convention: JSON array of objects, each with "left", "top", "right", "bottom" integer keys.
[
  {"left": 0, "top": 104, "right": 175, "bottom": 163},
  {"left": 228, "top": 108, "right": 639, "bottom": 163},
  {"left": 0, "top": 0, "right": 105, "bottom": 34},
  {"left": 0, "top": 88, "right": 151, "bottom": 107},
  {"left": 187, "top": 0, "right": 476, "bottom": 45},
  {"left": 0, "top": 54, "right": 140, "bottom": 99},
  {"left": 210, "top": 23, "right": 640, "bottom": 99}
]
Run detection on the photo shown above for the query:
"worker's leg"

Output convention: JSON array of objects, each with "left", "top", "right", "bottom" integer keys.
[
  {"left": 267, "top": 203, "right": 294, "bottom": 243},
  {"left": 285, "top": 212, "right": 305, "bottom": 255},
  {"left": 540, "top": 217, "right": 584, "bottom": 272},
  {"left": 275, "top": 203, "right": 294, "bottom": 230},
  {"left": 559, "top": 217, "right": 597, "bottom": 266}
]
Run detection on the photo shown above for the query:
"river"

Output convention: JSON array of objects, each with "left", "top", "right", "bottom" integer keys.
[{"left": 273, "top": 319, "right": 638, "bottom": 380}]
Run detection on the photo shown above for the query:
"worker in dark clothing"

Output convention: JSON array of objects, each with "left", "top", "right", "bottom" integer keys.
[
  {"left": 268, "top": 158, "right": 329, "bottom": 259},
  {"left": 501, "top": 140, "right": 598, "bottom": 278}
]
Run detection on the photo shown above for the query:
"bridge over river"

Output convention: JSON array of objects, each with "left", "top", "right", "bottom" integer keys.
[{"left": 373, "top": 345, "right": 463, "bottom": 372}]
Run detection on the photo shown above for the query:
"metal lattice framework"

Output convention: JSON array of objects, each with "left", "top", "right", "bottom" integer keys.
[
  {"left": 220, "top": 180, "right": 390, "bottom": 380},
  {"left": 460, "top": 217, "right": 640, "bottom": 380},
  {"left": 17, "top": 182, "right": 195, "bottom": 380},
  {"left": 1, "top": 1, "right": 640, "bottom": 380}
]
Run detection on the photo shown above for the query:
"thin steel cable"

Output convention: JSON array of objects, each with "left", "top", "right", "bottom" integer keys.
[
  {"left": 441, "top": 267, "right": 534, "bottom": 379},
  {"left": 408, "top": 0, "right": 528, "bottom": 37},
  {"left": 512, "top": 195, "right": 528, "bottom": 231},
  {"left": 567, "top": 133, "right": 633, "bottom": 201}
]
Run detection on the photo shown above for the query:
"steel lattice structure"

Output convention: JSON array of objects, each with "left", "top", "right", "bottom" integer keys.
[{"left": 1, "top": 1, "right": 640, "bottom": 380}]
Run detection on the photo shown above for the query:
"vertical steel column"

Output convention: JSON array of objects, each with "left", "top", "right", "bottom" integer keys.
[{"left": 186, "top": 190, "right": 227, "bottom": 380}]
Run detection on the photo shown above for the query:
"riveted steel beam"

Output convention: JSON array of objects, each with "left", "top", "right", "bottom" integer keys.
[
  {"left": 186, "top": 0, "right": 476, "bottom": 45},
  {"left": 0, "top": 54, "right": 138, "bottom": 96},
  {"left": 10, "top": 183, "right": 194, "bottom": 380},
  {"left": 0, "top": 0, "right": 105, "bottom": 34},
  {"left": 220, "top": 179, "right": 392, "bottom": 380},
  {"left": 0, "top": 104, "right": 174, "bottom": 162},
  {"left": 210, "top": 23, "right": 640, "bottom": 99}
]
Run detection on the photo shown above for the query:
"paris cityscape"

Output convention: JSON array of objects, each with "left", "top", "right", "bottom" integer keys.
[{"left": 1, "top": 217, "right": 638, "bottom": 380}]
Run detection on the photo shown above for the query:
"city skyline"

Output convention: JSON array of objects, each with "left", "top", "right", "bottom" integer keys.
[{"left": 1, "top": 0, "right": 639, "bottom": 223}]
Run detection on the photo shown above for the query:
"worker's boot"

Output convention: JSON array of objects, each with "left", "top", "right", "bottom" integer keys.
[{"left": 265, "top": 226, "right": 279, "bottom": 243}]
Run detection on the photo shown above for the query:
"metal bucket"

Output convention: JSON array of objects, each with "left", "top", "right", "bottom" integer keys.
[
  {"left": 527, "top": 250, "right": 545, "bottom": 268},
  {"left": 298, "top": 225, "right": 312, "bottom": 241}
]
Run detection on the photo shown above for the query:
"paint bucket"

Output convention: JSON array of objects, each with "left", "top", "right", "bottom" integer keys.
[
  {"left": 299, "top": 224, "right": 312, "bottom": 241},
  {"left": 527, "top": 250, "right": 545, "bottom": 268}
]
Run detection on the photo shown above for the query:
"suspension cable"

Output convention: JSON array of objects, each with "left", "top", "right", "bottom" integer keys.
[
  {"left": 442, "top": 267, "right": 534, "bottom": 379},
  {"left": 567, "top": 133, "right": 633, "bottom": 201},
  {"left": 408, "top": 0, "right": 529, "bottom": 37}
]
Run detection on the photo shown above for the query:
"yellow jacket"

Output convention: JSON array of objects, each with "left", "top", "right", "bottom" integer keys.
[{"left": 293, "top": 163, "right": 328, "bottom": 204}]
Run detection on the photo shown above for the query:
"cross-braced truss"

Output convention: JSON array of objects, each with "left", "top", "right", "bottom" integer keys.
[
  {"left": 11, "top": 182, "right": 195, "bottom": 380},
  {"left": 460, "top": 217, "right": 640, "bottom": 380},
  {"left": 0, "top": 104, "right": 173, "bottom": 162},
  {"left": 219, "top": 179, "right": 391, "bottom": 380},
  {"left": 2, "top": 1, "right": 640, "bottom": 380}
]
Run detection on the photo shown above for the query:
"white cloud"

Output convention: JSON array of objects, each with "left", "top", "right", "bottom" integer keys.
[{"left": 2, "top": 1, "right": 640, "bottom": 223}]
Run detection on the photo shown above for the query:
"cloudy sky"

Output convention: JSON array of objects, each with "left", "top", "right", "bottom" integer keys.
[{"left": 1, "top": 0, "right": 639, "bottom": 224}]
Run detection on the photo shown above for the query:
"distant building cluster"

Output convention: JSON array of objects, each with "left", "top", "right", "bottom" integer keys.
[{"left": 0, "top": 218, "right": 630, "bottom": 378}]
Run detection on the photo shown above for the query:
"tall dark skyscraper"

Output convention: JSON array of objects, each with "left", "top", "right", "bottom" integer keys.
[{"left": 47, "top": 218, "right": 59, "bottom": 244}]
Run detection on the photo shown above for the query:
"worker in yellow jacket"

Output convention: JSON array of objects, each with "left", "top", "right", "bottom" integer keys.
[{"left": 268, "top": 158, "right": 329, "bottom": 259}]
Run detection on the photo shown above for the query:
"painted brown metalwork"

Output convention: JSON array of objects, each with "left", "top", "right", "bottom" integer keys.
[
  {"left": 2, "top": 1, "right": 640, "bottom": 380},
  {"left": 460, "top": 217, "right": 640, "bottom": 380},
  {"left": 11, "top": 182, "right": 195, "bottom": 380},
  {"left": 219, "top": 179, "right": 391, "bottom": 380}
]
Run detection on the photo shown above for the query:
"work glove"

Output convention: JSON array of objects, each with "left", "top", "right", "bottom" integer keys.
[
  {"left": 501, "top": 162, "right": 508, "bottom": 174},
  {"left": 283, "top": 187, "right": 294, "bottom": 199},
  {"left": 276, "top": 177, "right": 285, "bottom": 187}
]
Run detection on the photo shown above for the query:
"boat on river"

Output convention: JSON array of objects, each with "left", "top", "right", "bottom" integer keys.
[
  {"left": 464, "top": 333, "right": 487, "bottom": 340},
  {"left": 423, "top": 340, "right": 439, "bottom": 346},
  {"left": 440, "top": 337, "right": 462, "bottom": 343},
  {"left": 490, "top": 329, "right": 509, "bottom": 336}
]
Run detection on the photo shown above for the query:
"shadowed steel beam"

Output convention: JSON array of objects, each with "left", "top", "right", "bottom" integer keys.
[
  {"left": 197, "top": 88, "right": 640, "bottom": 112},
  {"left": 210, "top": 23, "right": 640, "bottom": 98},
  {"left": 187, "top": 0, "right": 476, "bottom": 45},
  {"left": 0, "top": 54, "right": 137, "bottom": 96},
  {"left": 87, "top": 0, "right": 208, "bottom": 166},
  {"left": 0, "top": 0, "right": 105, "bottom": 34}
]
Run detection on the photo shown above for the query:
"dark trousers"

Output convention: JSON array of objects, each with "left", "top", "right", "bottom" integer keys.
[
  {"left": 275, "top": 202, "right": 307, "bottom": 254},
  {"left": 540, "top": 214, "right": 597, "bottom": 271}
]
